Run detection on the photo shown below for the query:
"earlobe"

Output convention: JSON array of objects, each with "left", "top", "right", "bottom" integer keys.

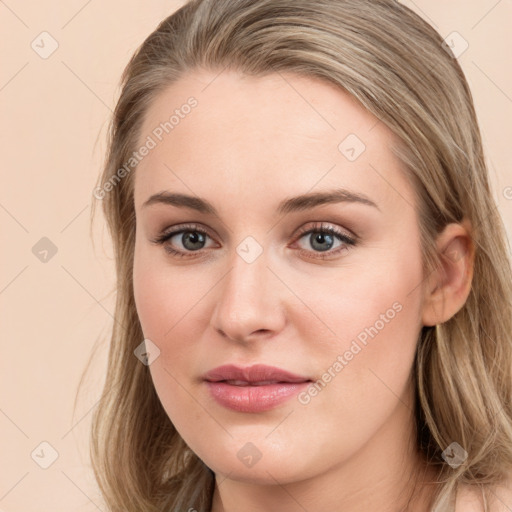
[{"left": 421, "top": 220, "right": 475, "bottom": 327}]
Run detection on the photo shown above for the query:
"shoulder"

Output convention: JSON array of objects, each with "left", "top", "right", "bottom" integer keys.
[{"left": 455, "top": 478, "right": 512, "bottom": 512}]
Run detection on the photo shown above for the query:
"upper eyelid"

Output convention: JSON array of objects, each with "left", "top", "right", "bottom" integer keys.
[
  {"left": 295, "top": 222, "right": 356, "bottom": 240},
  {"left": 159, "top": 223, "right": 214, "bottom": 241}
]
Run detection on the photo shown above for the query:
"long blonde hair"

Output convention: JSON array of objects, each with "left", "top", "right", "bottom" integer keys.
[{"left": 89, "top": 0, "right": 512, "bottom": 510}]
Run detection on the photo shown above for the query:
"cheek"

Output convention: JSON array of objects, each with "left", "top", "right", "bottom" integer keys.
[
  {"left": 132, "top": 242, "right": 223, "bottom": 411},
  {"left": 133, "top": 236, "right": 207, "bottom": 341},
  {"left": 290, "top": 242, "right": 425, "bottom": 437},
  {"left": 133, "top": 249, "right": 214, "bottom": 446}
]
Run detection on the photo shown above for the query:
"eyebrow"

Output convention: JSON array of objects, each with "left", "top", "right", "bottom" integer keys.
[{"left": 142, "top": 188, "right": 380, "bottom": 215}]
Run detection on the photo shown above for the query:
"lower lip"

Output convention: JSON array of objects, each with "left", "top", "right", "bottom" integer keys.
[{"left": 205, "top": 381, "right": 310, "bottom": 412}]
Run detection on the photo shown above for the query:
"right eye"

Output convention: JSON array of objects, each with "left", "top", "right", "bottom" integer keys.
[{"left": 151, "top": 223, "right": 217, "bottom": 258}]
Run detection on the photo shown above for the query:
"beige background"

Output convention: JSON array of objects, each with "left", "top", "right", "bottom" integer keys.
[{"left": 1, "top": 1, "right": 511, "bottom": 510}]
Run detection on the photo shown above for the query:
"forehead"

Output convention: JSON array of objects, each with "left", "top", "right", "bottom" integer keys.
[{"left": 134, "top": 69, "right": 415, "bottom": 216}]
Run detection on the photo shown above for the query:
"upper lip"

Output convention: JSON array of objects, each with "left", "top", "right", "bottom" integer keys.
[{"left": 203, "top": 364, "right": 311, "bottom": 384}]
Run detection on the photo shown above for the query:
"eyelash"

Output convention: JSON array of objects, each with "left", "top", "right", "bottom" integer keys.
[{"left": 150, "top": 222, "right": 357, "bottom": 260}]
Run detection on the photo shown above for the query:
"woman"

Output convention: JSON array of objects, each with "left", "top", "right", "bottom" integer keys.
[{"left": 89, "top": 0, "right": 512, "bottom": 510}]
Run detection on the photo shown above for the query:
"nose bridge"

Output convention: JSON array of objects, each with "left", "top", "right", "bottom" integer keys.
[{"left": 211, "top": 239, "right": 283, "bottom": 342}]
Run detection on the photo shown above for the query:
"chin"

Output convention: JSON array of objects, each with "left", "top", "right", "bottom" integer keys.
[
  {"left": 209, "top": 458, "right": 307, "bottom": 485},
  {"left": 197, "top": 438, "right": 318, "bottom": 486}
]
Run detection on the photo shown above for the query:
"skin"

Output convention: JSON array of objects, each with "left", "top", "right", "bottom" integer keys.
[{"left": 132, "top": 69, "right": 475, "bottom": 511}]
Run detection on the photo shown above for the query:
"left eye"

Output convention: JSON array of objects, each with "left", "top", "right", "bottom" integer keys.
[
  {"left": 295, "top": 227, "right": 354, "bottom": 253},
  {"left": 291, "top": 223, "right": 357, "bottom": 259}
]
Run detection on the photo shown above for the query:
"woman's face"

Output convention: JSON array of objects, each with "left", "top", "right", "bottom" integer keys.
[{"left": 132, "top": 69, "right": 428, "bottom": 486}]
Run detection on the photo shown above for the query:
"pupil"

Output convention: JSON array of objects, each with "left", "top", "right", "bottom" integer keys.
[
  {"left": 311, "top": 232, "right": 333, "bottom": 252},
  {"left": 183, "top": 231, "right": 205, "bottom": 250}
]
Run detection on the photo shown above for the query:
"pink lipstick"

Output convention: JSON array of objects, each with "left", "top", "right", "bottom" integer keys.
[{"left": 203, "top": 364, "right": 312, "bottom": 413}]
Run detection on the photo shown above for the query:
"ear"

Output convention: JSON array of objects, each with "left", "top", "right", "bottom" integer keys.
[{"left": 421, "top": 219, "right": 475, "bottom": 327}]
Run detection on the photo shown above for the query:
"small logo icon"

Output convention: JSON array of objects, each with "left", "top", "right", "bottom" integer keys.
[
  {"left": 237, "top": 442, "right": 263, "bottom": 468},
  {"left": 31, "top": 441, "right": 59, "bottom": 469},
  {"left": 236, "top": 236, "right": 263, "bottom": 264},
  {"left": 134, "top": 338, "right": 161, "bottom": 365},
  {"left": 31, "top": 31, "right": 59, "bottom": 59},
  {"left": 338, "top": 134, "right": 366, "bottom": 161},
  {"left": 445, "top": 247, "right": 463, "bottom": 263},
  {"left": 442, "top": 31, "right": 469, "bottom": 59},
  {"left": 442, "top": 441, "right": 468, "bottom": 468},
  {"left": 32, "top": 237, "right": 58, "bottom": 263}
]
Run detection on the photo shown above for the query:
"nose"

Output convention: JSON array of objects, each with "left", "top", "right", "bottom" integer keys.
[{"left": 210, "top": 244, "right": 286, "bottom": 344}]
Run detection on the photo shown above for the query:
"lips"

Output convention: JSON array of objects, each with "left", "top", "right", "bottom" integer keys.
[
  {"left": 203, "top": 364, "right": 311, "bottom": 385},
  {"left": 203, "top": 364, "right": 312, "bottom": 413}
]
